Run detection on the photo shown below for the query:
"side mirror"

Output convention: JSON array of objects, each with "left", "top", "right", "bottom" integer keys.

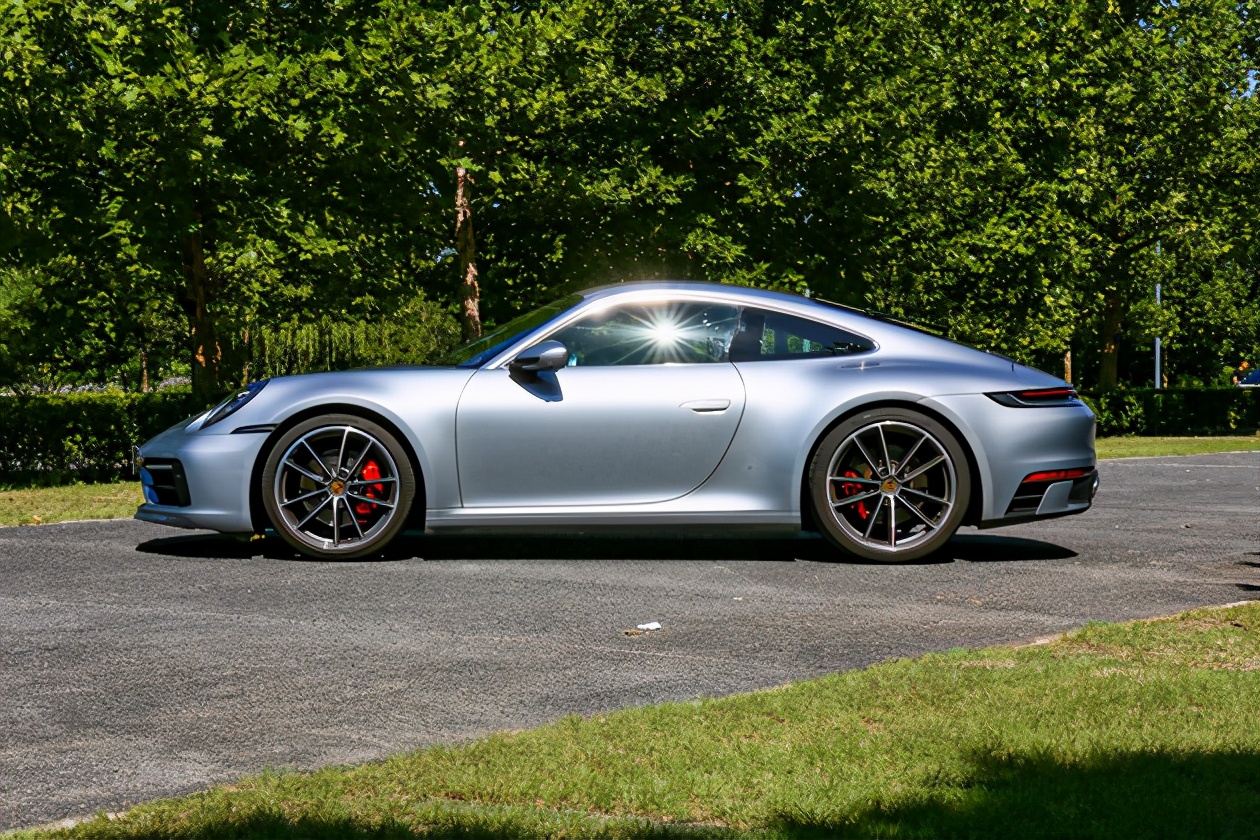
[{"left": 510, "top": 339, "right": 569, "bottom": 373}]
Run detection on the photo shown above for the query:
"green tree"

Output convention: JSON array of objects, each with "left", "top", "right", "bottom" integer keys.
[{"left": 790, "top": 0, "right": 1259, "bottom": 387}]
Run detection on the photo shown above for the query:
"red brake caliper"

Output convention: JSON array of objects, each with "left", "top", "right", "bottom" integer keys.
[
  {"left": 840, "top": 470, "right": 869, "bottom": 520},
  {"left": 354, "top": 461, "right": 385, "bottom": 523}
]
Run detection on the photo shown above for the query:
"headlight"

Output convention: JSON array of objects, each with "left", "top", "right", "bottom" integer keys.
[{"left": 201, "top": 380, "right": 269, "bottom": 429}]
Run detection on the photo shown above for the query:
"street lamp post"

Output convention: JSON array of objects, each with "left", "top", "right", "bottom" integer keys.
[{"left": 1154, "top": 282, "right": 1162, "bottom": 390}]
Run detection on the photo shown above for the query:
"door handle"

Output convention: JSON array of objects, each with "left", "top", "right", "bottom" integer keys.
[{"left": 681, "top": 399, "right": 731, "bottom": 413}]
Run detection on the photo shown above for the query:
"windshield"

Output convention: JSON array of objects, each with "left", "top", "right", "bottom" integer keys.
[{"left": 441, "top": 294, "right": 584, "bottom": 367}]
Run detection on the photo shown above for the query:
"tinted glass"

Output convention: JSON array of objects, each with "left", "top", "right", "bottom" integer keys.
[
  {"left": 548, "top": 301, "right": 741, "bottom": 366},
  {"left": 728, "top": 308, "right": 874, "bottom": 362}
]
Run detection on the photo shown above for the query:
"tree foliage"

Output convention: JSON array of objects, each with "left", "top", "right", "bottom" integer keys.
[{"left": 1, "top": 0, "right": 1256, "bottom": 397}]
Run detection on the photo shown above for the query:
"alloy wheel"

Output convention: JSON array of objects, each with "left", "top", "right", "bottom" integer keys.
[
  {"left": 272, "top": 425, "right": 402, "bottom": 553},
  {"left": 824, "top": 420, "right": 959, "bottom": 555}
]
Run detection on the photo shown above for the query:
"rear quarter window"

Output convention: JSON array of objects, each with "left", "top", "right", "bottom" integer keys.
[{"left": 729, "top": 308, "right": 875, "bottom": 362}]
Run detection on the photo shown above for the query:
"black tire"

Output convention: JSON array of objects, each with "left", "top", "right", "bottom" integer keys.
[
  {"left": 808, "top": 408, "right": 970, "bottom": 562},
  {"left": 261, "top": 414, "right": 415, "bottom": 559}
]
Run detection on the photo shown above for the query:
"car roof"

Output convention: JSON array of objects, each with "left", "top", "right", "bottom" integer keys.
[
  {"left": 579, "top": 280, "right": 808, "bottom": 307},
  {"left": 574, "top": 280, "right": 925, "bottom": 339}
]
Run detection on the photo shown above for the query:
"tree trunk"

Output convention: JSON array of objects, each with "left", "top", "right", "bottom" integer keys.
[
  {"left": 182, "top": 212, "right": 221, "bottom": 405},
  {"left": 140, "top": 351, "right": 150, "bottom": 393},
  {"left": 1098, "top": 294, "right": 1123, "bottom": 391},
  {"left": 240, "top": 321, "right": 251, "bottom": 386},
  {"left": 1063, "top": 349, "right": 1072, "bottom": 385},
  {"left": 456, "top": 166, "right": 481, "bottom": 342}
]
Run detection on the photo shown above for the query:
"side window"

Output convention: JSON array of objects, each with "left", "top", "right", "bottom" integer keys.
[
  {"left": 728, "top": 308, "right": 874, "bottom": 362},
  {"left": 547, "top": 301, "right": 742, "bottom": 366}
]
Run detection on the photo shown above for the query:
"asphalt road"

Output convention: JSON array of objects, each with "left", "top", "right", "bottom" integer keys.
[{"left": 2, "top": 451, "right": 1258, "bottom": 830}]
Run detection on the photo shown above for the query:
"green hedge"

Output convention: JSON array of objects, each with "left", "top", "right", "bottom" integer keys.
[
  {"left": 0, "top": 391, "right": 206, "bottom": 486},
  {"left": 1080, "top": 388, "right": 1260, "bottom": 437}
]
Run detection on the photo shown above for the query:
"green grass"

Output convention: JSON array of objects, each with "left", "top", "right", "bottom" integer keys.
[
  {"left": 0, "top": 482, "right": 141, "bottom": 527},
  {"left": 1095, "top": 435, "right": 1260, "bottom": 459},
  {"left": 12, "top": 603, "right": 1260, "bottom": 839}
]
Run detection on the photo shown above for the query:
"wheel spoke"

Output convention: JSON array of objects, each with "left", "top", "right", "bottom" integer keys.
[
  {"left": 829, "top": 474, "right": 881, "bottom": 486},
  {"left": 902, "top": 486, "right": 951, "bottom": 507},
  {"left": 295, "top": 495, "right": 332, "bottom": 529},
  {"left": 348, "top": 503, "right": 365, "bottom": 539},
  {"left": 331, "top": 496, "right": 341, "bottom": 546},
  {"left": 903, "top": 454, "right": 946, "bottom": 482},
  {"left": 900, "top": 495, "right": 938, "bottom": 528},
  {"left": 877, "top": 424, "right": 892, "bottom": 477},
  {"left": 283, "top": 487, "right": 327, "bottom": 507},
  {"left": 284, "top": 459, "right": 327, "bottom": 485},
  {"left": 348, "top": 475, "right": 397, "bottom": 486},
  {"left": 888, "top": 496, "right": 898, "bottom": 547},
  {"left": 299, "top": 440, "right": 330, "bottom": 477},
  {"left": 852, "top": 436, "right": 884, "bottom": 477},
  {"left": 345, "top": 432, "right": 374, "bottom": 480},
  {"left": 864, "top": 496, "right": 884, "bottom": 539},
  {"left": 337, "top": 428, "right": 350, "bottom": 475},
  {"left": 346, "top": 491, "right": 395, "bottom": 509},
  {"left": 831, "top": 488, "right": 882, "bottom": 509},
  {"left": 895, "top": 433, "right": 929, "bottom": 479}
]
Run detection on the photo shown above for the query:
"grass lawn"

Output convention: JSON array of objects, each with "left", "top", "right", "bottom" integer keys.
[
  {"left": 0, "top": 482, "right": 141, "bottom": 527},
  {"left": 12, "top": 602, "right": 1260, "bottom": 839},
  {"left": 1095, "top": 435, "right": 1260, "bottom": 459}
]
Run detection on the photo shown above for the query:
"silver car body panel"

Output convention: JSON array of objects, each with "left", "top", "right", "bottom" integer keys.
[
  {"left": 455, "top": 364, "right": 747, "bottom": 507},
  {"left": 135, "top": 281, "right": 1097, "bottom": 537}
]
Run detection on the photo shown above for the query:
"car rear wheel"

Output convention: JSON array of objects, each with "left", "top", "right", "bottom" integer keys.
[
  {"left": 261, "top": 414, "right": 415, "bottom": 559},
  {"left": 809, "top": 408, "right": 970, "bottom": 562}
]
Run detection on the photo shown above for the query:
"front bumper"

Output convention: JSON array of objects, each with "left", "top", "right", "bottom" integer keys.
[{"left": 134, "top": 420, "right": 270, "bottom": 534}]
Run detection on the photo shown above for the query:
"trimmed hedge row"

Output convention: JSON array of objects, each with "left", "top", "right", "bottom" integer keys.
[
  {"left": 1080, "top": 388, "right": 1260, "bottom": 437},
  {"left": 0, "top": 391, "right": 206, "bottom": 486}
]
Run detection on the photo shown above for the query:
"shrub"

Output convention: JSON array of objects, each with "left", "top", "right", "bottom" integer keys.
[
  {"left": 0, "top": 390, "right": 204, "bottom": 486},
  {"left": 1080, "top": 388, "right": 1260, "bottom": 436}
]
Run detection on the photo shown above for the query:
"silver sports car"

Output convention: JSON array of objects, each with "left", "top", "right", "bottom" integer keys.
[{"left": 135, "top": 281, "right": 1097, "bottom": 561}]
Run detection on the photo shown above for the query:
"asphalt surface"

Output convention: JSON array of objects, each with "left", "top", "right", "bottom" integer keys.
[{"left": 2, "top": 451, "right": 1258, "bottom": 830}]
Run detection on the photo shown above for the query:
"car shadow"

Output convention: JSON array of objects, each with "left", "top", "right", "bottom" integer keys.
[
  {"left": 135, "top": 530, "right": 1075, "bottom": 564},
  {"left": 942, "top": 532, "right": 1078, "bottom": 562}
]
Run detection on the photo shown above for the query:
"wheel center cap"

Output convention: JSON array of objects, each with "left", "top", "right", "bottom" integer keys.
[
  {"left": 329, "top": 480, "right": 347, "bottom": 496},
  {"left": 881, "top": 477, "right": 900, "bottom": 494}
]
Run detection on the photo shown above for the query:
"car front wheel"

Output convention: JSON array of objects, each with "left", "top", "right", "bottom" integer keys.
[
  {"left": 809, "top": 408, "right": 970, "bottom": 562},
  {"left": 261, "top": 414, "right": 415, "bottom": 559}
]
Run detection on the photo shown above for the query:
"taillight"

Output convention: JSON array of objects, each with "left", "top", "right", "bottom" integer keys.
[
  {"left": 986, "top": 387, "right": 1080, "bottom": 407},
  {"left": 1021, "top": 467, "right": 1092, "bottom": 483}
]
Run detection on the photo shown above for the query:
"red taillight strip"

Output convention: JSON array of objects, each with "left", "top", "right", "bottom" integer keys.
[
  {"left": 1021, "top": 468, "right": 1092, "bottom": 483},
  {"left": 986, "top": 387, "right": 1080, "bottom": 408},
  {"left": 1017, "top": 387, "right": 1077, "bottom": 400}
]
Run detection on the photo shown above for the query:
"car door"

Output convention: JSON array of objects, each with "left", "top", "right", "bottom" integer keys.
[{"left": 455, "top": 299, "right": 747, "bottom": 507}]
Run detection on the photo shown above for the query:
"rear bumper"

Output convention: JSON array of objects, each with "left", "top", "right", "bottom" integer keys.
[
  {"left": 978, "top": 468, "right": 1098, "bottom": 528},
  {"left": 923, "top": 394, "right": 1097, "bottom": 526}
]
